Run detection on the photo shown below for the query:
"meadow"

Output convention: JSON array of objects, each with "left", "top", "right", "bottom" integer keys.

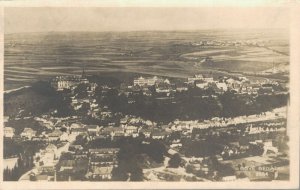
[{"left": 4, "top": 29, "right": 289, "bottom": 90}]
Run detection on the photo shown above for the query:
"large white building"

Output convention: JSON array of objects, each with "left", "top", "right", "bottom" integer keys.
[
  {"left": 51, "top": 76, "right": 88, "bottom": 91},
  {"left": 133, "top": 76, "right": 159, "bottom": 86}
]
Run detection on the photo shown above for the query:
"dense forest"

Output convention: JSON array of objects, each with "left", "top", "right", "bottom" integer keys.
[
  {"left": 4, "top": 81, "right": 73, "bottom": 117},
  {"left": 101, "top": 87, "right": 288, "bottom": 123}
]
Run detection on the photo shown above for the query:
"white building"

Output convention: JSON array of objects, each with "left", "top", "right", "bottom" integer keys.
[
  {"left": 187, "top": 74, "right": 204, "bottom": 84},
  {"left": 216, "top": 82, "right": 228, "bottom": 91},
  {"left": 21, "top": 128, "right": 37, "bottom": 140},
  {"left": 196, "top": 82, "right": 209, "bottom": 89},
  {"left": 134, "top": 76, "right": 159, "bottom": 86},
  {"left": 51, "top": 75, "right": 89, "bottom": 91},
  {"left": 4, "top": 127, "right": 15, "bottom": 138}
]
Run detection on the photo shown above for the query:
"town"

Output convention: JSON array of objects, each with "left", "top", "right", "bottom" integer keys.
[{"left": 3, "top": 69, "right": 289, "bottom": 182}]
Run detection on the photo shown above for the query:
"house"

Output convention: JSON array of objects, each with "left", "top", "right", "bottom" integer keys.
[
  {"left": 4, "top": 127, "right": 15, "bottom": 138},
  {"left": 258, "top": 87, "right": 273, "bottom": 95},
  {"left": 51, "top": 75, "right": 88, "bottom": 91},
  {"left": 102, "top": 127, "right": 124, "bottom": 137},
  {"left": 46, "top": 144, "right": 58, "bottom": 153},
  {"left": 203, "top": 77, "right": 214, "bottom": 83},
  {"left": 60, "top": 132, "right": 69, "bottom": 141},
  {"left": 195, "top": 81, "right": 209, "bottom": 89},
  {"left": 139, "top": 128, "right": 152, "bottom": 138},
  {"left": 58, "top": 160, "right": 76, "bottom": 172},
  {"left": 170, "top": 143, "right": 182, "bottom": 148},
  {"left": 90, "top": 154, "right": 116, "bottom": 166},
  {"left": 34, "top": 144, "right": 58, "bottom": 167},
  {"left": 37, "top": 165, "right": 55, "bottom": 174},
  {"left": 155, "top": 83, "right": 171, "bottom": 93},
  {"left": 20, "top": 128, "right": 37, "bottom": 140},
  {"left": 36, "top": 118, "right": 54, "bottom": 129},
  {"left": 144, "top": 89, "right": 153, "bottom": 97},
  {"left": 216, "top": 82, "right": 228, "bottom": 91},
  {"left": 151, "top": 131, "right": 167, "bottom": 139},
  {"left": 134, "top": 76, "right": 159, "bottom": 87},
  {"left": 124, "top": 126, "right": 138, "bottom": 136},
  {"left": 71, "top": 128, "right": 87, "bottom": 135},
  {"left": 47, "top": 129, "right": 63, "bottom": 141},
  {"left": 86, "top": 125, "right": 101, "bottom": 133},
  {"left": 263, "top": 140, "right": 278, "bottom": 155},
  {"left": 70, "top": 123, "right": 84, "bottom": 129},
  {"left": 69, "top": 144, "right": 84, "bottom": 152},
  {"left": 111, "top": 131, "right": 125, "bottom": 140},
  {"left": 73, "top": 150, "right": 88, "bottom": 159},
  {"left": 120, "top": 118, "right": 128, "bottom": 126},
  {"left": 132, "top": 132, "right": 139, "bottom": 138},
  {"left": 87, "top": 166, "right": 113, "bottom": 180},
  {"left": 215, "top": 155, "right": 223, "bottom": 161},
  {"left": 210, "top": 83, "right": 223, "bottom": 94},
  {"left": 89, "top": 148, "right": 119, "bottom": 167},
  {"left": 176, "top": 82, "right": 188, "bottom": 92},
  {"left": 89, "top": 148, "right": 120, "bottom": 155}
]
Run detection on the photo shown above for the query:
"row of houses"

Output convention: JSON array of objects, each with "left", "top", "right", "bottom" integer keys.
[
  {"left": 81, "top": 125, "right": 170, "bottom": 140},
  {"left": 130, "top": 74, "right": 281, "bottom": 97},
  {"left": 55, "top": 148, "right": 120, "bottom": 181}
]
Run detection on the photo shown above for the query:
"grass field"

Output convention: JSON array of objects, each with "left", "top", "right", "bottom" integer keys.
[{"left": 4, "top": 30, "right": 289, "bottom": 90}]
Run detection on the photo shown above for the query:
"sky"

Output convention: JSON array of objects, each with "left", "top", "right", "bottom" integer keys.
[{"left": 4, "top": 7, "right": 290, "bottom": 34}]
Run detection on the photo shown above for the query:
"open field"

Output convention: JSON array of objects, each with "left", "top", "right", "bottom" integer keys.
[{"left": 4, "top": 30, "right": 289, "bottom": 90}]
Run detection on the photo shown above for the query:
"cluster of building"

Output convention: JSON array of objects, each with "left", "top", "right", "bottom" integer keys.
[
  {"left": 85, "top": 148, "right": 119, "bottom": 180},
  {"left": 187, "top": 74, "right": 282, "bottom": 95},
  {"left": 166, "top": 108, "right": 286, "bottom": 133},
  {"left": 190, "top": 39, "right": 265, "bottom": 47},
  {"left": 23, "top": 144, "right": 120, "bottom": 181},
  {"left": 56, "top": 148, "right": 119, "bottom": 181},
  {"left": 4, "top": 105, "right": 286, "bottom": 144},
  {"left": 245, "top": 123, "right": 286, "bottom": 134},
  {"left": 3, "top": 70, "right": 289, "bottom": 182},
  {"left": 51, "top": 75, "right": 89, "bottom": 91},
  {"left": 70, "top": 82, "right": 98, "bottom": 111},
  {"left": 118, "top": 74, "right": 283, "bottom": 102}
]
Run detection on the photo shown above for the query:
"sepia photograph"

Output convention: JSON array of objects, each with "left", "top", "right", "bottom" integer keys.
[{"left": 0, "top": 1, "right": 299, "bottom": 189}]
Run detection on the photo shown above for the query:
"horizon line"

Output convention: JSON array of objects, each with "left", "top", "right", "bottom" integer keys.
[{"left": 5, "top": 27, "right": 289, "bottom": 35}]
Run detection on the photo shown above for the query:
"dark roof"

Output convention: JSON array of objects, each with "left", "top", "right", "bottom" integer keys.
[
  {"left": 86, "top": 125, "right": 99, "bottom": 129},
  {"left": 71, "top": 128, "right": 87, "bottom": 132},
  {"left": 89, "top": 148, "right": 120, "bottom": 154}
]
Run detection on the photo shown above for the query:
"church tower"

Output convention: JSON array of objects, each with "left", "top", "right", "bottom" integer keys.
[{"left": 82, "top": 65, "right": 86, "bottom": 78}]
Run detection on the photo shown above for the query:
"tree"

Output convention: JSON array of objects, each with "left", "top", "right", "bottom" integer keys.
[
  {"left": 145, "top": 140, "right": 166, "bottom": 163},
  {"left": 169, "top": 131, "right": 181, "bottom": 141},
  {"left": 186, "top": 164, "right": 193, "bottom": 173},
  {"left": 74, "top": 83, "right": 89, "bottom": 99},
  {"left": 168, "top": 153, "right": 181, "bottom": 168},
  {"left": 111, "top": 164, "right": 129, "bottom": 181},
  {"left": 60, "top": 127, "right": 67, "bottom": 133},
  {"left": 60, "top": 152, "right": 74, "bottom": 160},
  {"left": 129, "top": 164, "right": 143, "bottom": 181}
]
